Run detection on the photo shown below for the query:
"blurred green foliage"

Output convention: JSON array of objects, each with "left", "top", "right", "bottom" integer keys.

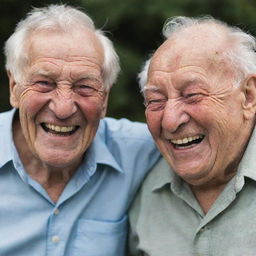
[{"left": 1, "top": 0, "right": 256, "bottom": 121}]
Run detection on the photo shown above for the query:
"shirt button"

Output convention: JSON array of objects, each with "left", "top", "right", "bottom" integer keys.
[
  {"left": 52, "top": 235, "right": 60, "bottom": 243},
  {"left": 54, "top": 209, "right": 60, "bottom": 215}
]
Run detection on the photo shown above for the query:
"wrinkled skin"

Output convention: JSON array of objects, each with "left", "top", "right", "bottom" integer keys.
[
  {"left": 9, "top": 27, "right": 108, "bottom": 200},
  {"left": 144, "top": 25, "right": 256, "bottom": 194}
]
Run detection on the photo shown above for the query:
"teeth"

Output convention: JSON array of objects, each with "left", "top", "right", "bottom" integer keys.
[
  {"left": 171, "top": 135, "right": 203, "bottom": 145},
  {"left": 45, "top": 123, "right": 76, "bottom": 133}
]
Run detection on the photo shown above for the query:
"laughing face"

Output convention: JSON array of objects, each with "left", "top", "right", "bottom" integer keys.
[
  {"left": 9, "top": 27, "right": 108, "bottom": 169},
  {"left": 144, "top": 33, "right": 255, "bottom": 187}
]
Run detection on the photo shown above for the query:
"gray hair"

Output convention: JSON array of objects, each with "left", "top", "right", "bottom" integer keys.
[
  {"left": 139, "top": 16, "right": 256, "bottom": 91},
  {"left": 4, "top": 4, "right": 120, "bottom": 90}
]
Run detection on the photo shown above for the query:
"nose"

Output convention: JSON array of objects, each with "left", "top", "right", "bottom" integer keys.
[
  {"left": 161, "top": 99, "right": 190, "bottom": 133},
  {"left": 48, "top": 92, "right": 77, "bottom": 120}
]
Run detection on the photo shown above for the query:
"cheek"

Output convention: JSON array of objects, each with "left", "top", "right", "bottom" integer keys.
[
  {"left": 145, "top": 110, "right": 163, "bottom": 137},
  {"left": 188, "top": 101, "right": 226, "bottom": 126},
  {"left": 189, "top": 102, "right": 239, "bottom": 147},
  {"left": 19, "top": 93, "right": 50, "bottom": 119},
  {"left": 78, "top": 99, "right": 105, "bottom": 123}
]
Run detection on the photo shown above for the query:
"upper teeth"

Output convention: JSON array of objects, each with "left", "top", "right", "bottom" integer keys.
[
  {"left": 171, "top": 135, "right": 203, "bottom": 145},
  {"left": 45, "top": 123, "right": 76, "bottom": 133}
]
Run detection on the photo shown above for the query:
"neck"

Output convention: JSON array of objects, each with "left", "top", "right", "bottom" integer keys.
[
  {"left": 189, "top": 153, "right": 243, "bottom": 213},
  {"left": 190, "top": 183, "right": 227, "bottom": 213},
  {"left": 13, "top": 118, "right": 79, "bottom": 202},
  {"left": 190, "top": 170, "right": 237, "bottom": 213}
]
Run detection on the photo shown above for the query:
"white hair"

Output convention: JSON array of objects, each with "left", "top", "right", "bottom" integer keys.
[
  {"left": 4, "top": 4, "right": 120, "bottom": 90},
  {"left": 139, "top": 16, "right": 256, "bottom": 91}
]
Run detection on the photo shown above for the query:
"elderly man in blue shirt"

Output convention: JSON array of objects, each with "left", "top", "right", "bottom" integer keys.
[{"left": 0, "top": 4, "right": 159, "bottom": 256}]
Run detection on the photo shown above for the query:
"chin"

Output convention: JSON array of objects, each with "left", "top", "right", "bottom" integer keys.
[
  {"left": 181, "top": 169, "right": 212, "bottom": 186},
  {"left": 38, "top": 152, "right": 83, "bottom": 169},
  {"left": 172, "top": 162, "right": 209, "bottom": 181}
]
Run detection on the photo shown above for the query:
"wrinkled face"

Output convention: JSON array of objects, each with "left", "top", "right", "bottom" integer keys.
[
  {"left": 10, "top": 28, "right": 108, "bottom": 168},
  {"left": 145, "top": 38, "right": 254, "bottom": 186}
]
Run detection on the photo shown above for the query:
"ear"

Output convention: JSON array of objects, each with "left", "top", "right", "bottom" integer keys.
[
  {"left": 8, "top": 71, "right": 20, "bottom": 108},
  {"left": 100, "top": 91, "right": 109, "bottom": 118},
  {"left": 242, "top": 75, "right": 256, "bottom": 120}
]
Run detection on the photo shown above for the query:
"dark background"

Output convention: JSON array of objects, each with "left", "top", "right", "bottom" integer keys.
[{"left": 1, "top": 0, "right": 256, "bottom": 121}]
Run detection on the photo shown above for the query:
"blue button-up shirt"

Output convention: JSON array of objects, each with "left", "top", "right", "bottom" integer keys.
[{"left": 0, "top": 109, "right": 160, "bottom": 256}]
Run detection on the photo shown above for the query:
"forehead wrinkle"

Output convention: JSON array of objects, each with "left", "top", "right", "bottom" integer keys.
[
  {"left": 30, "top": 60, "right": 102, "bottom": 81},
  {"left": 154, "top": 24, "right": 231, "bottom": 73},
  {"left": 28, "top": 59, "right": 62, "bottom": 77},
  {"left": 59, "top": 55, "right": 103, "bottom": 67},
  {"left": 177, "top": 77, "right": 208, "bottom": 89},
  {"left": 35, "top": 57, "right": 102, "bottom": 71}
]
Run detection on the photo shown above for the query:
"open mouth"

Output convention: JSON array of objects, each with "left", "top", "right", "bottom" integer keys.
[
  {"left": 41, "top": 123, "right": 79, "bottom": 136},
  {"left": 170, "top": 135, "right": 204, "bottom": 149}
]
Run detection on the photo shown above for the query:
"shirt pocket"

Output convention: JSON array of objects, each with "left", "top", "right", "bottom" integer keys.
[{"left": 72, "top": 215, "right": 128, "bottom": 256}]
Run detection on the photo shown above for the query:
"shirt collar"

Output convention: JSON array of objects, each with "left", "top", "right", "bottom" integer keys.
[
  {"left": 82, "top": 129, "right": 123, "bottom": 176},
  {"left": 152, "top": 125, "right": 256, "bottom": 191},
  {"left": 237, "top": 125, "right": 256, "bottom": 181},
  {"left": 151, "top": 158, "right": 179, "bottom": 191},
  {"left": 0, "top": 108, "right": 17, "bottom": 168}
]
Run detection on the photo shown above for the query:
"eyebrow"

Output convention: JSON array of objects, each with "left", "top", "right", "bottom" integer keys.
[
  {"left": 142, "top": 85, "right": 161, "bottom": 93},
  {"left": 30, "top": 69, "right": 53, "bottom": 77},
  {"left": 73, "top": 77, "right": 104, "bottom": 90},
  {"left": 75, "top": 76, "right": 102, "bottom": 83},
  {"left": 29, "top": 70, "right": 102, "bottom": 84},
  {"left": 183, "top": 78, "right": 204, "bottom": 86}
]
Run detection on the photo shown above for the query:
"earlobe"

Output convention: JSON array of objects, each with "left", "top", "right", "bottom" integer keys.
[
  {"left": 8, "top": 71, "right": 19, "bottom": 108},
  {"left": 242, "top": 75, "right": 256, "bottom": 120}
]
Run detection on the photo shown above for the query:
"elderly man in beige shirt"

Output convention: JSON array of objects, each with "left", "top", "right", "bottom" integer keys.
[{"left": 129, "top": 16, "right": 256, "bottom": 256}]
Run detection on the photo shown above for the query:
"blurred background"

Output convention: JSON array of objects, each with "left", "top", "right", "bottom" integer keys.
[{"left": 1, "top": 0, "right": 256, "bottom": 121}]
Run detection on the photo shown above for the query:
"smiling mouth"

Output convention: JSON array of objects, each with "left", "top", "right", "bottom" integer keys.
[
  {"left": 41, "top": 123, "right": 79, "bottom": 136},
  {"left": 170, "top": 135, "right": 204, "bottom": 149}
]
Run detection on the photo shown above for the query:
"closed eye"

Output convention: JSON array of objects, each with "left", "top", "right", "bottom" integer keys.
[
  {"left": 184, "top": 93, "right": 203, "bottom": 103},
  {"left": 185, "top": 93, "right": 200, "bottom": 98},
  {"left": 74, "top": 84, "right": 99, "bottom": 97},
  {"left": 145, "top": 99, "right": 166, "bottom": 111},
  {"left": 37, "top": 80, "right": 52, "bottom": 86},
  {"left": 33, "top": 80, "right": 55, "bottom": 92}
]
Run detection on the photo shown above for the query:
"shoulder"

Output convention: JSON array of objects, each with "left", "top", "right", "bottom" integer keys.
[
  {"left": 0, "top": 109, "right": 15, "bottom": 166},
  {"left": 0, "top": 109, "right": 14, "bottom": 132},
  {"left": 138, "top": 157, "right": 170, "bottom": 193},
  {"left": 0, "top": 109, "right": 13, "bottom": 121},
  {"left": 129, "top": 159, "right": 170, "bottom": 250},
  {"left": 96, "top": 117, "right": 160, "bottom": 179},
  {"left": 129, "top": 157, "right": 170, "bottom": 222},
  {"left": 99, "top": 117, "right": 153, "bottom": 142}
]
